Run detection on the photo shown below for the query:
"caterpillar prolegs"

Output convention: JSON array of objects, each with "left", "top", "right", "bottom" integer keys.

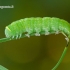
[{"left": 0, "top": 17, "right": 70, "bottom": 70}]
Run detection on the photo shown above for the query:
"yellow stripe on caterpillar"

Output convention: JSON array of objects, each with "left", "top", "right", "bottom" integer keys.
[{"left": 6, "top": 26, "right": 11, "bottom": 32}]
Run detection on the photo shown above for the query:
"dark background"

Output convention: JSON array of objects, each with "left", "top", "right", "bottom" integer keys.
[{"left": 0, "top": 0, "right": 70, "bottom": 70}]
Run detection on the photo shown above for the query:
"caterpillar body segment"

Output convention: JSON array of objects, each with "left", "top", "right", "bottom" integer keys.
[
  {"left": 5, "top": 17, "right": 70, "bottom": 40},
  {"left": 59, "top": 19, "right": 70, "bottom": 37}
]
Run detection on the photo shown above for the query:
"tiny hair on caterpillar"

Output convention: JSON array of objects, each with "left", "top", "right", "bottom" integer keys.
[{"left": 0, "top": 17, "right": 70, "bottom": 70}]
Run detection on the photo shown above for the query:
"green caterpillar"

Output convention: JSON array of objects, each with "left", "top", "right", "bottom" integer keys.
[
  {"left": 0, "top": 17, "right": 70, "bottom": 70},
  {"left": 5, "top": 17, "right": 70, "bottom": 40}
]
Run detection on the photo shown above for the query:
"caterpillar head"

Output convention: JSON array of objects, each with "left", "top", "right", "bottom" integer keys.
[{"left": 5, "top": 26, "right": 12, "bottom": 38}]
